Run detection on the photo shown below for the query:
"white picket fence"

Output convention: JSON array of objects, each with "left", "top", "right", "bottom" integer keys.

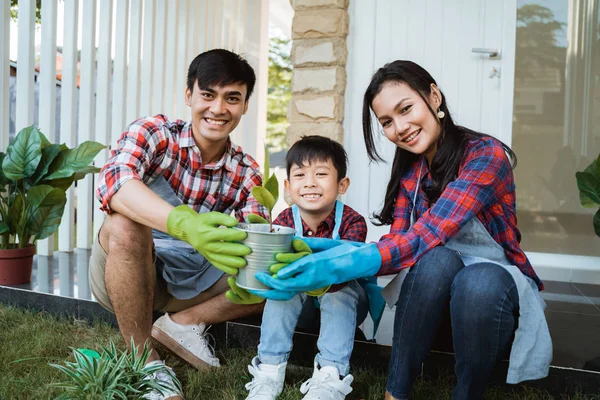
[{"left": 2, "top": 0, "right": 269, "bottom": 255}]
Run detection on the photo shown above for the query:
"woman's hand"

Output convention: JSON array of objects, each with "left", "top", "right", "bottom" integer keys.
[{"left": 251, "top": 243, "right": 383, "bottom": 299}]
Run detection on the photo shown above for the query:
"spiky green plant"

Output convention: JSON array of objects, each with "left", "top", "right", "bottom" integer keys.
[
  {"left": 247, "top": 146, "right": 279, "bottom": 231},
  {"left": 50, "top": 339, "right": 181, "bottom": 399}
]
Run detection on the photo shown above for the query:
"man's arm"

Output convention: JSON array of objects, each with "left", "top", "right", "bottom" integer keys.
[{"left": 108, "top": 179, "right": 173, "bottom": 232}]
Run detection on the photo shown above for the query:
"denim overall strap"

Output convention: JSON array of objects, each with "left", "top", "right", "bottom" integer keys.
[
  {"left": 381, "top": 159, "right": 424, "bottom": 307},
  {"left": 146, "top": 174, "right": 225, "bottom": 299}
]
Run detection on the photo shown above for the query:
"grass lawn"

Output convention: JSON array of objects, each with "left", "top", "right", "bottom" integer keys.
[{"left": 1, "top": 304, "right": 598, "bottom": 400}]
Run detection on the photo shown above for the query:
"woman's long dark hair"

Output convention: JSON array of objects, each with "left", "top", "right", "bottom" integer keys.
[{"left": 362, "top": 60, "right": 516, "bottom": 226}]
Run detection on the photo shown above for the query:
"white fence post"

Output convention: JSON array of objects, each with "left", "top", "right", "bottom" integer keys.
[
  {"left": 16, "top": 0, "right": 36, "bottom": 132},
  {"left": 126, "top": 0, "right": 142, "bottom": 124},
  {"left": 0, "top": 1, "right": 10, "bottom": 150},
  {"left": 139, "top": 0, "right": 156, "bottom": 118},
  {"left": 37, "top": 0, "right": 59, "bottom": 256},
  {"left": 234, "top": 0, "right": 268, "bottom": 162},
  {"left": 163, "top": 2, "right": 178, "bottom": 117},
  {"left": 58, "top": 0, "right": 79, "bottom": 252},
  {"left": 110, "top": 0, "right": 129, "bottom": 147},
  {"left": 174, "top": 0, "right": 189, "bottom": 120},
  {"left": 151, "top": 0, "right": 167, "bottom": 116},
  {"left": 76, "top": 0, "right": 97, "bottom": 250},
  {"left": 93, "top": 0, "right": 114, "bottom": 239}
]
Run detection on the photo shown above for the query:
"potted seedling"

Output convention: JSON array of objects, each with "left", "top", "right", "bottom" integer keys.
[
  {"left": 576, "top": 153, "right": 600, "bottom": 238},
  {"left": 235, "top": 147, "right": 295, "bottom": 290},
  {"left": 0, "top": 125, "right": 105, "bottom": 285}
]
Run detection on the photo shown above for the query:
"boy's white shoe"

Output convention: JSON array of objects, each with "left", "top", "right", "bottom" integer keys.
[
  {"left": 300, "top": 363, "right": 353, "bottom": 400},
  {"left": 151, "top": 314, "right": 220, "bottom": 369},
  {"left": 245, "top": 356, "right": 287, "bottom": 400}
]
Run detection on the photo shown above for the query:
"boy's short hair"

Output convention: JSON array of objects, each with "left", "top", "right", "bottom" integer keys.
[
  {"left": 286, "top": 135, "right": 348, "bottom": 181},
  {"left": 187, "top": 49, "right": 256, "bottom": 100}
]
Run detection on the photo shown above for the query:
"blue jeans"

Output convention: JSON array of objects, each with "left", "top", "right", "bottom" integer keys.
[
  {"left": 258, "top": 280, "right": 362, "bottom": 375},
  {"left": 387, "top": 247, "right": 519, "bottom": 400}
]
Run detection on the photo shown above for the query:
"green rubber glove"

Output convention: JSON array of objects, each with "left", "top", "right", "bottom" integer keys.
[
  {"left": 225, "top": 277, "right": 265, "bottom": 304},
  {"left": 270, "top": 238, "right": 330, "bottom": 296},
  {"left": 167, "top": 205, "right": 251, "bottom": 275}
]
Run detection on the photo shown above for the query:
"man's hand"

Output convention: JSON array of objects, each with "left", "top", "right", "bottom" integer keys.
[
  {"left": 225, "top": 277, "right": 265, "bottom": 304},
  {"left": 166, "top": 205, "right": 250, "bottom": 275}
]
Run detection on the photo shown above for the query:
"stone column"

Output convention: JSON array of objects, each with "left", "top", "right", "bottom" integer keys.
[{"left": 287, "top": 0, "right": 349, "bottom": 146}]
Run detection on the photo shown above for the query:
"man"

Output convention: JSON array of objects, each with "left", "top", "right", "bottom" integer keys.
[{"left": 90, "top": 49, "right": 269, "bottom": 398}]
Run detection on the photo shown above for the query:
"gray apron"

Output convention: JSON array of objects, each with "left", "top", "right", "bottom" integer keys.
[
  {"left": 147, "top": 174, "right": 226, "bottom": 300},
  {"left": 381, "top": 159, "right": 552, "bottom": 384}
]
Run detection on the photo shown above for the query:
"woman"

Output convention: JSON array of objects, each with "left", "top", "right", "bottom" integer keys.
[{"left": 253, "top": 60, "right": 551, "bottom": 400}]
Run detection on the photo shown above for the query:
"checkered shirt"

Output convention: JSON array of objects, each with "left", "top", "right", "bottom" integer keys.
[
  {"left": 96, "top": 114, "right": 268, "bottom": 221},
  {"left": 375, "top": 136, "right": 543, "bottom": 290}
]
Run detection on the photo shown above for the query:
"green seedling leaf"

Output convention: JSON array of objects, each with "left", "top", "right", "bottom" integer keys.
[
  {"left": 264, "top": 174, "right": 279, "bottom": 204},
  {"left": 45, "top": 141, "right": 106, "bottom": 180},
  {"left": 576, "top": 171, "right": 600, "bottom": 207},
  {"left": 252, "top": 186, "right": 276, "bottom": 212},
  {"left": 263, "top": 145, "right": 270, "bottom": 179},
  {"left": 247, "top": 213, "right": 269, "bottom": 224},
  {"left": 2, "top": 125, "right": 42, "bottom": 180}
]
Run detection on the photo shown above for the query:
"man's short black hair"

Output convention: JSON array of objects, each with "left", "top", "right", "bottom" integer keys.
[
  {"left": 286, "top": 135, "right": 348, "bottom": 181},
  {"left": 187, "top": 49, "right": 256, "bottom": 100}
]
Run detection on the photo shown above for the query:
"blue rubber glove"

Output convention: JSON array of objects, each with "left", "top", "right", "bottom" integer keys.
[
  {"left": 252, "top": 243, "right": 382, "bottom": 298},
  {"left": 298, "top": 237, "right": 367, "bottom": 253}
]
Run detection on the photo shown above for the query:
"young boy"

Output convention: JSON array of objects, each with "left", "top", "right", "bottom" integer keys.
[{"left": 237, "top": 135, "right": 368, "bottom": 400}]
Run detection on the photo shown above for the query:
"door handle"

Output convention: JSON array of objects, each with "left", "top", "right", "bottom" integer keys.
[{"left": 471, "top": 48, "right": 500, "bottom": 58}]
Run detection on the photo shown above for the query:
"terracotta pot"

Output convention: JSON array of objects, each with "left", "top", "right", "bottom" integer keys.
[{"left": 0, "top": 245, "right": 36, "bottom": 285}]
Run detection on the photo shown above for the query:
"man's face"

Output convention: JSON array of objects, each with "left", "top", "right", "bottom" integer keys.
[{"left": 185, "top": 80, "right": 249, "bottom": 149}]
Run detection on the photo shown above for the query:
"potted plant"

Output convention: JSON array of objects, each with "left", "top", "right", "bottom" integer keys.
[
  {"left": 50, "top": 339, "right": 181, "bottom": 399},
  {"left": 0, "top": 125, "right": 105, "bottom": 285},
  {"left": 576, "top": 153, "right": 600, "bottom": 237},
  {"left": 235, "top": 148, "right": 295, "bottom": 291}
]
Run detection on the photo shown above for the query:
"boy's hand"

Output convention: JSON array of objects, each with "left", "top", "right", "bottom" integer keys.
[
  {"left": 166, "top": 205, "right": 250, "bottom": 275},
  {"left": 271, "top": 238, "right": 329, "bottom": 296},
  {"left": 225, "top": 277, "right": 265, "bottom": 304},
  {"left": 270, "top": 238, "right": 312, "bottom": 274}
]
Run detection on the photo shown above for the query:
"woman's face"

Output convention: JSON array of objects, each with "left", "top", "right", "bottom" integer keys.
[{"left": 371, "top": 81, "right": 442, "bottom": 162}]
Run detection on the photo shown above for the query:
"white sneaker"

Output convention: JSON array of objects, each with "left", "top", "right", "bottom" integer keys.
[
  {"left": 300, "top": 363, "right": 353, "bottom": 400},
  {"left": 142, "top": 360, "right": 182, "bottom": 400},
  {"left": 245, "top": 356, "right": 287, "bottom": 400},
  {"left": 151, "top": 314, "right": 220, "bottom": 369}
]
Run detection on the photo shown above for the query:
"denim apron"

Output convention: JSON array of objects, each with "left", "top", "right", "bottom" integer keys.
[
  {"left": 381, "top": 160, "right": 552, "bottom": 383},
  {"left": 293, "top": 201, "right": 387, "bottom": 339},
  {"left": 147, "top": 175, "right": 226, "bottom": 300}
]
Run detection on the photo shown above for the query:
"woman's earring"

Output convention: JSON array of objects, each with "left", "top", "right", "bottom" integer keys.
[{"left": 437, "top": 109, "right": 445, "bottom": 119}]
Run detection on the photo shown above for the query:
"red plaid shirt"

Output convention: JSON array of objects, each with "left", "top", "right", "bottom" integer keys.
[
  {"left": 96, "top": 115, "right": 268, "bottom": 221},
  {"left": 274, "top": 204, "right": 367, "bottom": 293},
  {"left": 376, "top": 136, "right": 543, "bottom": 290},
  {"left": 273, "top": 204, "right": 367, "bottom": 242}
]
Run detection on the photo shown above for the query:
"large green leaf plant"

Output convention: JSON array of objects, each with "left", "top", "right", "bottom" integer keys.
[
  {"left": 576, "top": 153, "right": 600, "bottom": 237},
  {"left": 247, "top": 147, "right": 279, "bottom": 232},
  {"left": 0, "top": 125, "right": 105, "bottom": 249}
]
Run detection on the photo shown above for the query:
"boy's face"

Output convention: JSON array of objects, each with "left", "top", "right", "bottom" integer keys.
[
  {"left": 185, "top": 80, "right": 249, "bottom": 149},
  {"left": 285, "top": 158, "right": 350, "bottom": 216}
]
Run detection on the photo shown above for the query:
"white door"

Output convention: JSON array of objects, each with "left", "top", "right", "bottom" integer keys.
[
  {"left": 344, "top": 0, "right": 600, "bottom": 280},
  {"left": 344, "top": 0, "right": 517, "bottom": 242}
]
